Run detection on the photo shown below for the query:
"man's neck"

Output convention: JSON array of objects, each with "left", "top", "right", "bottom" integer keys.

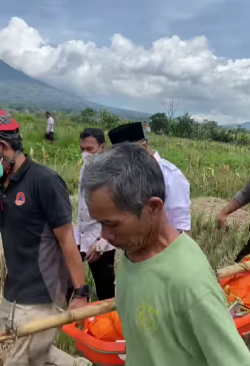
[
  {"left": 12, "top": 153, "right": 26, "bottom": 174},
  {"left": 3, "top": 153, "right": 26, "bottom": 188},
  {"left": 126, "top": 217, "right": 179, "bottom": 264}
]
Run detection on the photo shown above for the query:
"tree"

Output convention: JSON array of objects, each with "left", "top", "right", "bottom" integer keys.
[
  {"left": 79, "top": 108, "right": 97, "bottom": 124},
  {"left": 174, "top": 113, "right": 198, "bottom": 138},
  {"left": 162, "top": 99, "right": 179, "bottom": 121},
  {"left": 100, "top": 109, "right": 120, "bottom": 130},
  {"left": 149, "top": 113, "right": 170, "bottom": 134}
]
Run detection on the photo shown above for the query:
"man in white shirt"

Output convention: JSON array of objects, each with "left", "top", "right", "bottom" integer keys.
[
  {"left": 45, "top": 111, "right": 55, "bottom": 142},
  {"left": 108, "top": 123, "right": 191, "bottom": 233},
  {"left": 70, "top": 128, "right": 116, "bottom": 301}
]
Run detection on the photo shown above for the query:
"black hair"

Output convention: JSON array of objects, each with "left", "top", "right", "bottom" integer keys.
[
  {"left": 46, "top": 111, "right": 51, "bottom": 116},
  {"left": 80, "top": 128, "right": 105, "bottom": 145},
  {"left": 0, "top": 130, "right": 23, "bottom": 152}
]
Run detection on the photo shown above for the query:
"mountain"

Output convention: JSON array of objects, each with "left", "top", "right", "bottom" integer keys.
[
  {"left": 221, "top": 122, "right": 250, "bottom": 130},
  {"left": 0, "top": 60, "right": 150, "bottom": 120}
]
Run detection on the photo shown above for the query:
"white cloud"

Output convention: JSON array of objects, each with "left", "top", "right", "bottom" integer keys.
[{"left": 1, "top": 17, "right": 250, "bottom": 124}]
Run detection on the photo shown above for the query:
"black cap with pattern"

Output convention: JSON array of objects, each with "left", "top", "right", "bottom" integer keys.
[{"left": 108, "top": 122, "right": 145, "bottom": 145}]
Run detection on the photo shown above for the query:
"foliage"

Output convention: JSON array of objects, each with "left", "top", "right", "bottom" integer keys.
[
  {"left": 99, "top": 109, "right": 120, "bottom": 130},
  {"left": 149, "top": 113, "right": 170, "bottom": 134},
  {"left": 149, "top": 112, "right": 250, "bottom": 146}
]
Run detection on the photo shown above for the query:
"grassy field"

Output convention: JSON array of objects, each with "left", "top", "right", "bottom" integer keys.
[{"left": 2, "top": 113, "right": 250, "bottom": 358}]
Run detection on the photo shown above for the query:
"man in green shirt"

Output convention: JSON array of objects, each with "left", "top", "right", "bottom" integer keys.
[{"left": 81, "top": 143, "right": 250, "bottom": 366}]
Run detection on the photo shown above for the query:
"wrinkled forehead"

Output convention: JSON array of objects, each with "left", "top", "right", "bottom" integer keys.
[{"left": 86, "top": 187, "right": 119, "bottom": 220}]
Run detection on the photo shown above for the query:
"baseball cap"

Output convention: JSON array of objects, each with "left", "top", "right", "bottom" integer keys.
[
  {"left": 0, "top": 110, "right": 21, "bottom": 140},
  {"left": 108, "top": 122, "right": 145, "bottom": 145}
]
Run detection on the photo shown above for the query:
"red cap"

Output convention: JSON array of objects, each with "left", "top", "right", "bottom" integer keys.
[{"left": 0, "top": 110, "right": 20, "bottom": 131}]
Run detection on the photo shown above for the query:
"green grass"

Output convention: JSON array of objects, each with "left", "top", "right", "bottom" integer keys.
[
  {"left": 3, "top": 113, "right": 250, "bottom": 360},
  {"left": 15, "top": 113, "right": 250, "bottom": 201}
]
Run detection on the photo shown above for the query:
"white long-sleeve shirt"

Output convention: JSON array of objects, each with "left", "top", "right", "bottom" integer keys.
[
  {"left": 75, "top": 166, "right": 114, "bottom": 253},
  {"left": 153, "top": 151, "right": 191, "bottom": 231}
]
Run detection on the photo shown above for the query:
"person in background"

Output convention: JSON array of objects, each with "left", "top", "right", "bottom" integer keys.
[
  {"left": 81, "top": 143, "right": 250, "bottom": 366},
  {"left": 217, "top": 180, "right": 250, "bottom": 262},
  {"left": 0, "top": 110, "right": 90, "bottom": 366},
  {"left": 72, "top": 128, "right": 116, "bottom": 301},
  {"left": 45, "top": 111, "right": 55, "bottom": 142},
  {"left": 108, "top": 122, "right": 191, "bottom": 234},
  {"left": 142, "top": 121, "right": 149, "bottom": 143}
]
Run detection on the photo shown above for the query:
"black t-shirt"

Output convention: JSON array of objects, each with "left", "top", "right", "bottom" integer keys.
[{"left": 0, "top": 157, "right": 72, "bottom": 304}]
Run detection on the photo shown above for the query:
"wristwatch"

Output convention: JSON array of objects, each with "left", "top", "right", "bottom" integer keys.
[{"left": 74, "top": 285, "right": 90, "bottom": 299}]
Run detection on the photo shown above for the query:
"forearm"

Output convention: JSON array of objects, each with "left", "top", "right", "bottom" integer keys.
[
  {"left": 54, "top": 224, "right": 86, "bottom": 289},
  {"left": 221, "top": 198, "right": 242, "bottom": 215},
  {"left": 63, "top": 243, "right": 86, "bottom": 289}
]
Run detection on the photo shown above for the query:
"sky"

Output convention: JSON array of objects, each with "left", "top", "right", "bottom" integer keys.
[{"left": 1, "top": 0, "right": 250, "bottom": 124}]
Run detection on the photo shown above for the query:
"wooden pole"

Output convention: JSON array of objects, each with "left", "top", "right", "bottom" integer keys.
[
  {"left": 1, "top": 261, "right": 249, "bottom": 343},
  {"left": 0, "top": 298, "right": 116, "bottom": 342},
  {"left": 217, "top": 261, "right": 250, "bottom": 280}
]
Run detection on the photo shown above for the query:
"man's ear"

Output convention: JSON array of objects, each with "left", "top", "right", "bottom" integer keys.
[
  {"left": 147, "top": 197, "right": 164, "bottom": 214},
  {"left": 0, "top": 140, "right": 9, "bottom": 152}
]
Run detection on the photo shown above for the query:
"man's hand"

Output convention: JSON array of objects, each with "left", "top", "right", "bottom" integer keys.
[
  {"left": 85, "top": 243, "right": 101, "bottom": 264},
  {"left": 217, "top": 211, "right": 228, "bottom": 229},
  {"left": 70, "top": 297, "right": 88, "bottom": 310}
]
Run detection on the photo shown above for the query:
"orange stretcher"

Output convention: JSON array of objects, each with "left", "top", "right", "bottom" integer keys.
[
  {"left": 62, "top": 304, "right": 126, "bottom": 365},
  {"left": 63, "top": 260, "right": 250, "bottom": 364},
  {"left": 219, "top": 256, "right": 250, "bottom": 337}
]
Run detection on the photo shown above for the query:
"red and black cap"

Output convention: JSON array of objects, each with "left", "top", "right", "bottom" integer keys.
[
  {"left": 108, "top": 122, "right": 145, "bottom": 145},
  {"left": 0, "top": 110, "right": 21, "bottom": 140}
]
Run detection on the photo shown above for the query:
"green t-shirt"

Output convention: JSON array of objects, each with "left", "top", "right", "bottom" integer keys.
[{"left": 116, "top": 233, "right": 250, "bottom": 366}]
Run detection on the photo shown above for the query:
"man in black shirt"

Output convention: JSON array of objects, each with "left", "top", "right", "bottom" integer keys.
[{"left": 0, "top": 110, "right": 91, "bottom": 365}]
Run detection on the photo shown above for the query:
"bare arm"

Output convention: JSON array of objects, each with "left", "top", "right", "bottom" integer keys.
[
  {"left": 220, "top": 199, "right": 242, "bottom": 216},
  {"left": 217, "top": 185, "right": 249, "bottom": 229},
  {"left": 54, "top": 223, "right": 86, "bottom": 289},
  {"left": 38, "top": 171, "right": 88, "bottom": 308}
]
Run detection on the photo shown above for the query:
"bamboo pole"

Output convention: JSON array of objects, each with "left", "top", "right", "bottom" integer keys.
[
  {"left": 217, "top": 261, "right": 250, "bottom": 280},
  {"left": 1, "top": 261, "right": 249, "bottom": 343},
  {"left": 0, "top": 298, "right": 116, "bottom": 342}
]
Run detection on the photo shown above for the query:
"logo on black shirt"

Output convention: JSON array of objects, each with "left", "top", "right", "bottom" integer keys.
[{"left": 15, "top": 192, "right": 25, "bottom": 206}]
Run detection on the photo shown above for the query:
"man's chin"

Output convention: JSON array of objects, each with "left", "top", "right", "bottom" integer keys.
[{"left": 110, "top": 242, "right": 127, "bottom": 251}]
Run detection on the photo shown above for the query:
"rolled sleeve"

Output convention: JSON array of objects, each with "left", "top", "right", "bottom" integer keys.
[
  {"left": 164, "top": 170, "right": 191, "bottom": 231},
  {"left": 38, "top": 171, "right": 72, "bottom": 229},
  {"left": 233, "top": 180, "right": 250, "bottom": 207}
]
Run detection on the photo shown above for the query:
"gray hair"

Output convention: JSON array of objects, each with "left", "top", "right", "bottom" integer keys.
[{"left": 81, "top": 143, "right": 165, "bottom": 216}]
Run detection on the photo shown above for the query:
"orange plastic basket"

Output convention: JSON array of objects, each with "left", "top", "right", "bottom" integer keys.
[
  {"left": 234, "top": 313, "right": 250, "bottom": 337},
  {"left": 219, "top": 256, "right": 250, "bottom": 338},
  {"left": 62, "top": 302, "right": 126, "bottom": 365}
]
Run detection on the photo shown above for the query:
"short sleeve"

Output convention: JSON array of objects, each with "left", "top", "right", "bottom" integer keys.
[
  {"left": 233, "top": 179, "right": 250, "bottom": 207},
  {"left": 164, "top": 168, "right": 191, "bottom": 231},
  {"left": 183, "top": 291, "right": 250, "bottom": 366},
  {"left": 37, "top": 170, "right": 72, "bottom": 229}
]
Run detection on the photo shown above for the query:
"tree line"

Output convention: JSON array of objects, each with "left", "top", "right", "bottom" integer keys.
[{"left": 73, "top": 107, "right": 250, "bottom": 146}]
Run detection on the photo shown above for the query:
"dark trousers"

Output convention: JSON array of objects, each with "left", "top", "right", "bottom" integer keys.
[{"left": 67, "top": 249, "right": 115, "bottom": 303}]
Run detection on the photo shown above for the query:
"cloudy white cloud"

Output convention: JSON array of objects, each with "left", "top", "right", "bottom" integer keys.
[{"left": 1, "top": 17, "right": 250, "bottom": 124}]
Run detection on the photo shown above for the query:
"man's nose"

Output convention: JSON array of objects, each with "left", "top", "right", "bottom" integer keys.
[{"left": 101, "top": 225, "right": 115, "bottom": 242}]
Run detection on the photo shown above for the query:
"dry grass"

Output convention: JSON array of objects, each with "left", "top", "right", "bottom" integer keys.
[{"left": 191, "top": 197, "right": 250, "bottom": 229}]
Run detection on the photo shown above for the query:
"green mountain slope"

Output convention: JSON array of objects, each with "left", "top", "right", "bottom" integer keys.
[{"left": 0, "top": 60, "right": 149, "bottom": 119}]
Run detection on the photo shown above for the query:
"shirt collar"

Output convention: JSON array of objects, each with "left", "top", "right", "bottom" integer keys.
[
  {"left": 153, "top": 151, "right": 161, "bottom": 164},
  {"left": 9, "top": 156, "right": 32, "bottom": 182}
]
